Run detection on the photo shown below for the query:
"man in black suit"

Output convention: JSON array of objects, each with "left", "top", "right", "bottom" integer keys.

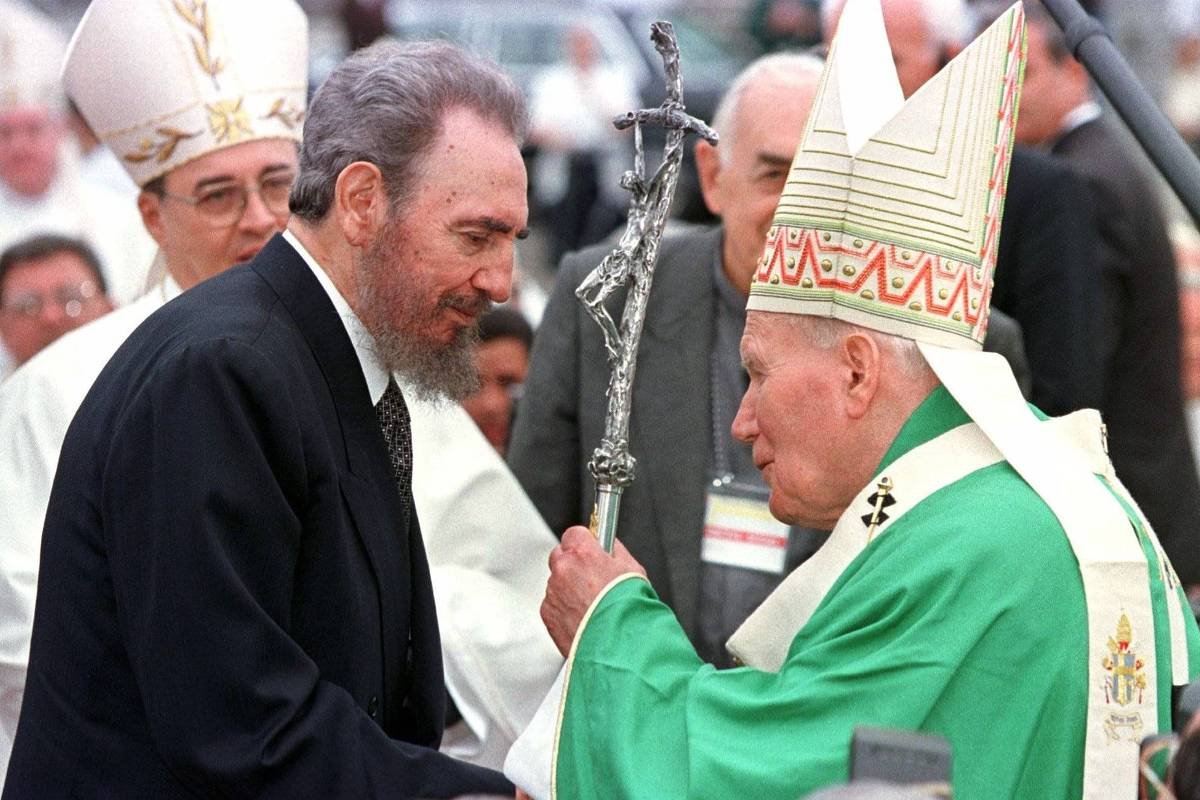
[
  {"left": 1013, "top": 6, "right": 1200, "bottom": 584},
  {"left": 4, "top": 39, "right": 528, "bottom": 799}
]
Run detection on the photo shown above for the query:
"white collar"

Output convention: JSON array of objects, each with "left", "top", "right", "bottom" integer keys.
[
  {"left": 281, "top": 228, "right": 389, "bottom": 405},
  {"left": 1058, "top": 101, "right": 1102, "bottom": 141}
]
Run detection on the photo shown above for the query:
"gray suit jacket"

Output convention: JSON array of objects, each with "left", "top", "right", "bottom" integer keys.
[{"left": 508, "top": 224, "right": 1031, "bottom": 642}]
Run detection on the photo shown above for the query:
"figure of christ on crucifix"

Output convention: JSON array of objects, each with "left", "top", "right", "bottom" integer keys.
[{"left": 573, "top": 21, "right": 718, "bottom": 548}]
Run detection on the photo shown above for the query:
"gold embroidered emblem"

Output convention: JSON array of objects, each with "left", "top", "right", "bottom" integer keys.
[
  {"left": 1101, "top": 613, "right": 1146, "bottom": 742},
  {"left": 173, "top": 0, "right": 224, "bottom": 88},
  {"left": 206, "top": 98, "right": 252, "bottom": 143},
  {"left": 123, "top": 126, "right": 202, "bottom": 164},
  {"left": 262, "top": 97, "right": 304, "bottom": 130}
]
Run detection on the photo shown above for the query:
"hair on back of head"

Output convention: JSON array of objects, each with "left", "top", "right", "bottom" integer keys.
[
  {"left": 289, "top": 39, "right": 528, "bottom": 223},
  {"left": 710, "top": 51, "right": 826, "bottom": 164}
]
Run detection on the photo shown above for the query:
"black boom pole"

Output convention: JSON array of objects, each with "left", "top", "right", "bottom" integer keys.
[{"left": 1039, "top": 0, "right": 1200, "bottom": 228}]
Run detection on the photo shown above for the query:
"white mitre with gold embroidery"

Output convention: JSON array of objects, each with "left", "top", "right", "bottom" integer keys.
[
  {"left": 62, "top": 0, "right": 308, "bottom": 187},
  {"left": 0, "top": 2, "right": 67, "bottom": 111},
  {"left": 734, "top": 3, "right": 1196, "bottom": 798}
]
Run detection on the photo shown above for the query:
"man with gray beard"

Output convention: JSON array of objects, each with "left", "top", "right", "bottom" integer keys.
[{"left": 5, "top": 40, "right": 526, "bottom": 799}]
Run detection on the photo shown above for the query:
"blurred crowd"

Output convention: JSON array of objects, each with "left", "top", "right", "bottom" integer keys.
[{"left": 7, "top": 0, "right": 1200, "bottom": 796}]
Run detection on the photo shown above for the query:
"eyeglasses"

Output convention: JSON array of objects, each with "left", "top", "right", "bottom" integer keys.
[
  {"left": 1, "top": 280, "right": 103, "bottom": 319},
  {"left": 162, "top": 171, "right": 295, "bottom": 228}
]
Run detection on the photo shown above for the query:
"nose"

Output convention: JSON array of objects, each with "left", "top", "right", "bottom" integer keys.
[
  {"left": 472, "top": 252, "right": 514, "bottom": 304},
  {"left": 731, "top": 382, "right": 758, "bottom": 444},
  {"left": 238, "top": 186, "right": 281, "bottom": 235}
]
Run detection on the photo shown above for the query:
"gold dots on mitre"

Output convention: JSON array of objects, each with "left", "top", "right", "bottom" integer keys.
[
  {"left": 852, "top": 238, "right": 864, "bottom": 248},
  {"left": 842, "top": 264, "right": 856, "bottom": 277},
  {"left": 952, "top": 311, "right": 962, "bottom": 322},
  {"left": 786, "top": 257, "right": 796, "bottom": 268},
  {"left": 801, "top": 277, "right": 813, "bottom": 288},
  {"left": 891, "top": 276, "right": 904, "bottom": 289},
  {"left": 770, "top": 275, "right": 780, "bottom": 285},
  {"left": 821, "top": 259, "right": 833, "bottom": 272},
  {"left": 970, "top": 297, "right": 979, "bottom": 310},
  {"left": 901, "top": 251, "right": 912, "bottom": 261},
  {"left": 822, "top": 231, "right": 831, "bottom": 242},
  {"left": 861, "top": 289, "right": 875, "bottom": 300},
  {"left": 768, "top": 225, "right": 778, "bottom": 240},
  {"left": 790, "top": 228, "right": 802, "bottom": 243},
  {"left": 910, "top": 302, "right": 923, "bottom": 311},
  {"left": 938, "top": 288, "right": 949, "bottom": 300}
]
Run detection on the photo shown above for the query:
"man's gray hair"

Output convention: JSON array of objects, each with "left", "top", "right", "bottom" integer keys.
[
  {"left": 789, "top": 315, "right": 933, "bottom": 381},
  {"left": 710, "top": 51, "right": 826, "bottom": 165},
  {"left": 289, "top": 39, "right": 527, "bottom": 222}
]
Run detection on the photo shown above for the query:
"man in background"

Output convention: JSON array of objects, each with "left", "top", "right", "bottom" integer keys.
[
  {"left": 1011, "top": 3, "right": 1200, "bottom": 584},
  {"left": 463, "top": 306, "right": 533, "bottom": 455},
  {"left": 0, "top": 234, "right": 112, "bottom": 376},
  {"left": 0, "top": 1, "right": 154, "bottom": 306}
]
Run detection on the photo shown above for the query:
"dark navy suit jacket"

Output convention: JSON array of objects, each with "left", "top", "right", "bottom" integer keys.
[{"left": 3, "top": 235, "right": 511, "bottom": 798}]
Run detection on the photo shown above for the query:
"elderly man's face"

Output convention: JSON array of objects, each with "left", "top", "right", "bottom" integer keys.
[
  {"left": 0, "top": 249, "right": 112, "bottom": 364},
  {"left": 138, "top": 138, "right": 298, "bottom": 290},
  {"left": 356, "top": 107, "right": 528, "bottom": 399},
  {"left": 698, "top": 76, "right": 817, "bottom": 294},
  {"left": 0, "top": 105, "right": 61, "bottom": 198},
  {"left": 732, "top": 312, "right": 850, "bottom": 529}
]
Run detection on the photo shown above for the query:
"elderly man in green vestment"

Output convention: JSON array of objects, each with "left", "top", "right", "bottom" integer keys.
[{"left": 505, "top": 2, "right": 1200, "bottom": 799}]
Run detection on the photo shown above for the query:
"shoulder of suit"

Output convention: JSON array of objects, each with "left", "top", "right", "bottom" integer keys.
[{"left": 557, "top": 222, "right": 721, "bottom": 282}]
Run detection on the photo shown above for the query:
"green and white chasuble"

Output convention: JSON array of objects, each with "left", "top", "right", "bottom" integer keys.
[{"left": 545, "top": 388, "right": 1200, "bottom": 799}]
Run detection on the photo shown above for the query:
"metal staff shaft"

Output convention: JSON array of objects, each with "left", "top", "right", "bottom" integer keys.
[
  {"left": 575, "top": 21, "right": 718, "bottom": 553},
  {"left": 1040, "top": 0, "right": 1200, "bottom": 228}
]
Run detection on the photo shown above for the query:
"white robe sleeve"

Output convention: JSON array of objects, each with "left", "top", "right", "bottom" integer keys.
[{"left": 406, "top": 392, "right": 563, "bottom": 769}]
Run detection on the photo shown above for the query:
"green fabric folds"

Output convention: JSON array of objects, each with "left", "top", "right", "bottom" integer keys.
[{"left": 554, "top": 388, "right": 1200, "bottom": 799}]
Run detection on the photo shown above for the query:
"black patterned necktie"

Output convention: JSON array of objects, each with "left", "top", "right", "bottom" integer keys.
[{"left": 374, "top": 379, "right": 413, "bottom": 500}]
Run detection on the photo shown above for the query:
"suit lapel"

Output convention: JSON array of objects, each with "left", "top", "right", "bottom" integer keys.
[
  {"left": 630, "top": 227, "right": 720, "bottom": 635},
  {"left": 251, "top": 234, "right": 407, "bottom": 700}
]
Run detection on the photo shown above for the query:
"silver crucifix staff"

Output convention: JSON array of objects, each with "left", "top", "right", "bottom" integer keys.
[{"left": 576, "top": 21, "right": 718, "bottom": 553}]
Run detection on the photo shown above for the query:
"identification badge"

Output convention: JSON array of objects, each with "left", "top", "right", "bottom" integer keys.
[{"left": 701, "top": 479, "right": 790, "bottom": 574}]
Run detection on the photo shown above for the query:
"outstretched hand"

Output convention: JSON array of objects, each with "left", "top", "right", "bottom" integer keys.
[{"left": 541, "top": 526, "right": 647, "bottom": 656}]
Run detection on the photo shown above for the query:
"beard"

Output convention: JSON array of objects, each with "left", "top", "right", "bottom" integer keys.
[{"left": 354, "top": 224, "right": 490, "bottom": 403}]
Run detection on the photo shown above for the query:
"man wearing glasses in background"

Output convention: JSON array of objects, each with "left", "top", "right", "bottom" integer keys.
[
  {"left": 0, "top": 0, "right": 308, "bottom": 786},
  {"left": 0, "top": 234, "right": 113, "bottom": 379}
]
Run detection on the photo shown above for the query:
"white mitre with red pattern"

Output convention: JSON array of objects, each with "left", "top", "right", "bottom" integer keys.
[{"left": 747, "top": 0, "right": 1025, "bottom": 350}]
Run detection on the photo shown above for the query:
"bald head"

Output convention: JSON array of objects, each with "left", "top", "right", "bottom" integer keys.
[{"left": 696, "top": 53, "right": 824, "bottom": 294}]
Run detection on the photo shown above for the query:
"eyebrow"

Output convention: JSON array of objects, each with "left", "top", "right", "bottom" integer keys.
[
  {"left": 192, "top": 163, "right": 295, "bottom": 194},
  {"left": 756, "top": 152, "right": 794, "bottom": 169},
  {"left": 477, "top": 216, "right": 530, "bottom": 240}
]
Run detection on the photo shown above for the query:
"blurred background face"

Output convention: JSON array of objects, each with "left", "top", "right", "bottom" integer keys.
[
  {"left": 462, "top": 334, "right": 530, "bottom": 455},
  {"left": 0, "top": 105, "right": 62, "bottom": 198},
  {"left": 0, "top": 249, "right": 112, "bottom": 363},
  {"left": 137, "top": 138, "right": 299, "bottom": 290},
  {"left": 1015, "top": 22, "right": 1074, "bottom": 145}
]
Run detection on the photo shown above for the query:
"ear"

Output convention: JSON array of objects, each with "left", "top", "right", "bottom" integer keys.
[
  {"left": 334, "top": 161, "right": 389, "bottom": 248},
  {"left": 137, "top": 191, "right": 167, "bottom": 248},
  {"left": 695, "top": 139, "right": 724, "bottom": 217},
  {"left": 840, "top": 331, "right": 882, "bottom": 419}
]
